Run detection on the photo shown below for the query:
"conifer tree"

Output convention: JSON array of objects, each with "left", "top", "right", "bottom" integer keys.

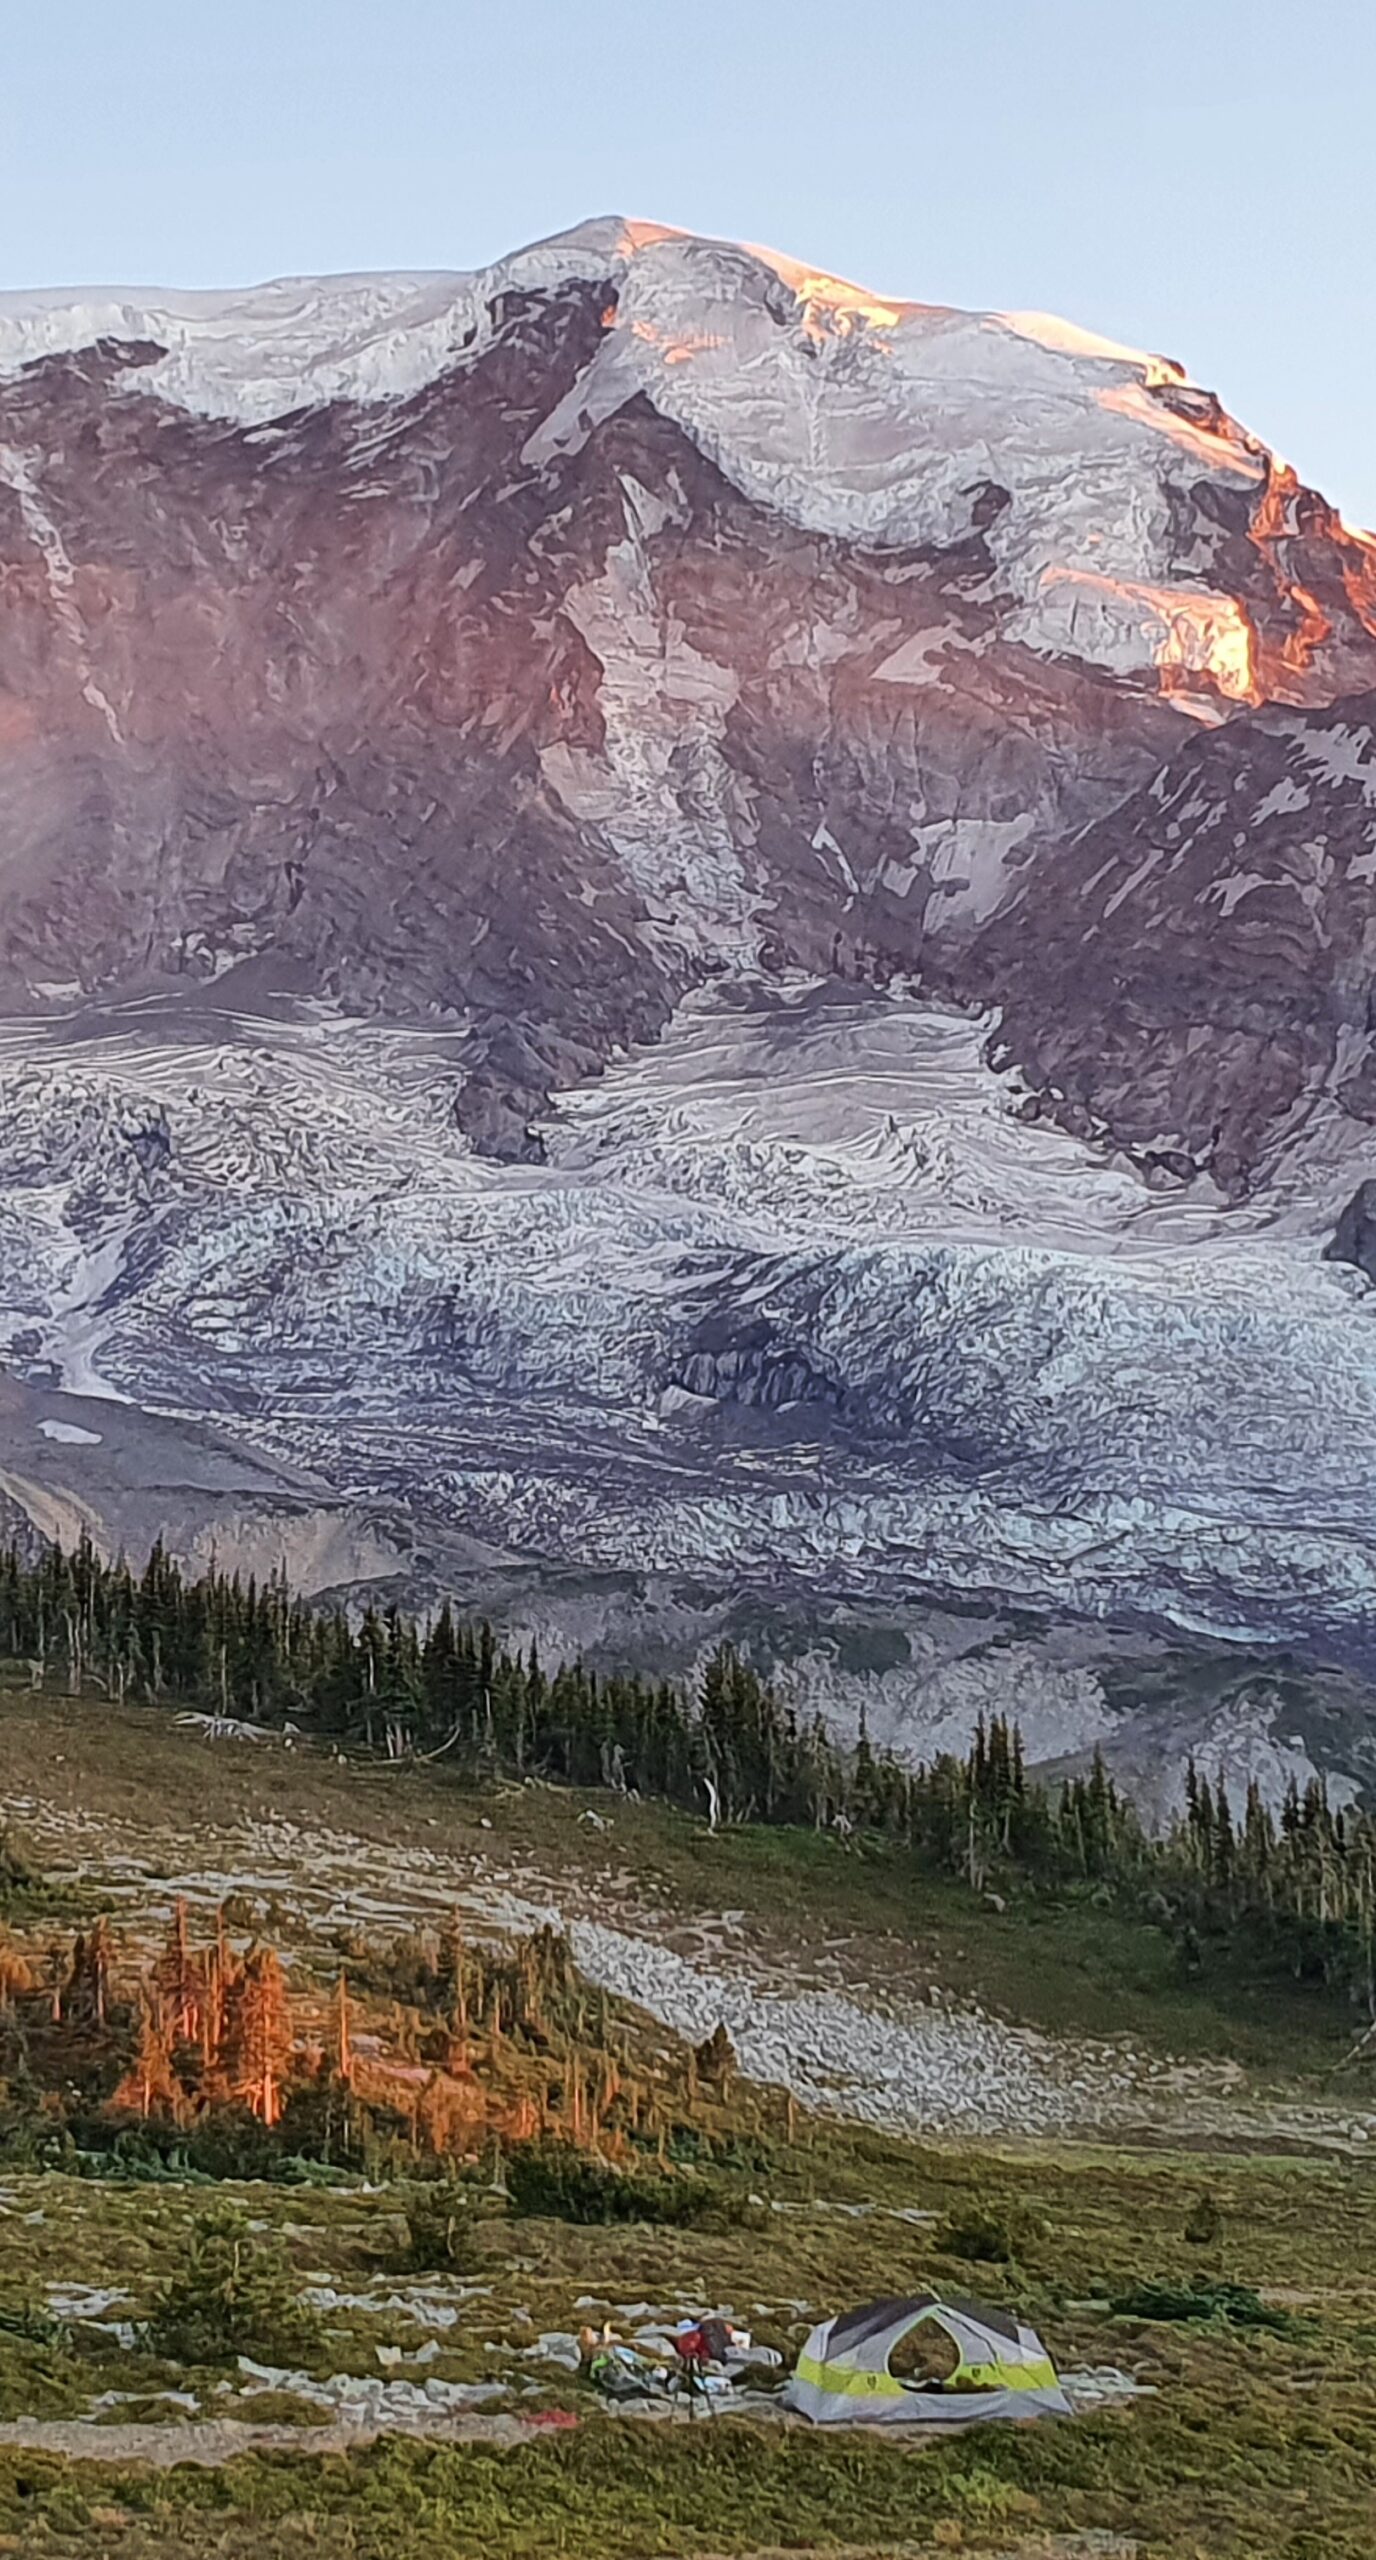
[
  {"left": 113, "top": 2001, "right": 181, "bottom": 2120},
  {"left": 155, "top": 1900, "right": 202, "bottom": 2048},
  {"left": 218, "top": 1947, "right": 292, "bottom": 2127}
]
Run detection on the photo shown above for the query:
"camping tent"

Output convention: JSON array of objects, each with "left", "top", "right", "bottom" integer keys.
[{"left": 784, "top": 2291, "right": 1070, "bottom": 2427}]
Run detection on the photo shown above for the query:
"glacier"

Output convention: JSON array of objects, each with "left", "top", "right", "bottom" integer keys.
[{"left": 0, "top": 979, "right": 1373, "bottom": 1683}]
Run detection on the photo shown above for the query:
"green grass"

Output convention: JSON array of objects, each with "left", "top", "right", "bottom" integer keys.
[
  {"left": 1, "top": 2357, "right": 1375, "bottom": 2558},
  {"left": 0, "top": 2131, "right": 1374, "bottom": 2555},
  {"left": 2, "top": 1686, "right": 1375, "bottom": 2553}
]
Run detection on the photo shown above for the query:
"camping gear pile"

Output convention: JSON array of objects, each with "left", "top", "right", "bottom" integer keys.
[{"left": 578, "top": 2316, "right": 781, "bottom": 2406}]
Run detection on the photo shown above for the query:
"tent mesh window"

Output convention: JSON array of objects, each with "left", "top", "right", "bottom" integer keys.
[{"left": 888, "top": 2317, "right": 961, "bottom": 2389}]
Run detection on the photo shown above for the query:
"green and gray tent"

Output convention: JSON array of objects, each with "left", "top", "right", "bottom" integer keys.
[{"left": 784, "top": 2291, "right": 1069, "bottom": 2427}]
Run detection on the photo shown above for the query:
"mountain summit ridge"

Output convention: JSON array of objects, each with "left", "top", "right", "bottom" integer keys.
[{"left": 3, "top": 214, "right": 1373, "bottom": 715}]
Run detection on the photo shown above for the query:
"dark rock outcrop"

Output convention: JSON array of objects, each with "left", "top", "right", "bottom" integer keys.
[{"left": 1325, "top": 1179, "right": 1376, "bottom": 1283}]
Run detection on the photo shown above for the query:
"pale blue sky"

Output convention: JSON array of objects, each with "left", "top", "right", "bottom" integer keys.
[{"left": 7, "top": 0, "right": 1375, "bottom": 523}]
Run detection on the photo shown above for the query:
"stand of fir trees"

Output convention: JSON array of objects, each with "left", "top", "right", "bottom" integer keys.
[
  {"left": 0, "top": 1891, "right": 767, "bottom": 2188},
  {"left": 2, "top": 1535, "right": 1375, "bottom": 2025}
]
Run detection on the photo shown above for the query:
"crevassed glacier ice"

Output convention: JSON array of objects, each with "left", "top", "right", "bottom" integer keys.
[{"left": 0, "top": 980, "right": 1372, "bottom": 1665}]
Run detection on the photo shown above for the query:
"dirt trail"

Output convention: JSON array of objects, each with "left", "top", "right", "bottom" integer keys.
[{"left": 0, "top": 2408, "right": 567, "bottom": 2466}]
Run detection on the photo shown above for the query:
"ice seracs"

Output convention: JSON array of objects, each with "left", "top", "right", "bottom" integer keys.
[{"left": 2, "top": 982, "right": 1376, "bottom": 1690}]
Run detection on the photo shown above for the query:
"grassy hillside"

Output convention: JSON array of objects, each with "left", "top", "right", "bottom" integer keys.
[
  {"left": 0, "top": 1685, "right": 1373, "bottom": 2555},
  {"left": 0, "top": 1682, "right": 1364, "bottom": 2079}
]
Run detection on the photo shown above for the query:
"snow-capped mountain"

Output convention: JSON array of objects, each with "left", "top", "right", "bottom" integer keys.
[
  {"left": 6, "top": 217, "right": 1376, "bottom": 1162},
  {"left": 5, "top": 217, "right": 1376, "bottom": 1796}
]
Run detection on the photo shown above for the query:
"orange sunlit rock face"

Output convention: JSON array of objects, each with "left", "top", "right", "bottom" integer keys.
[
  {"left": 1097, "top": 380, "right": 1266, "bottom": 479},
  {"left": 1230, "top": 464, "right": 1376, "bottom": 698},
  {"left": 1273, "top": 584, "right": 1333, "bottom": 681},
  {"left": 1242, "top": 464, "right": 1335, "bottom": 693},
  {"left": 1339, "top": 522, "right": 1376, "bottom": 638}
]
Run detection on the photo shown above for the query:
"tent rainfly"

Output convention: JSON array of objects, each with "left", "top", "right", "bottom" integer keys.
[{"left": 784, "top": 2292, "right": 1070, "bottom": 2427}]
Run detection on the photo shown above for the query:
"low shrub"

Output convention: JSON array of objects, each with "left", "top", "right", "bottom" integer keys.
[
  {"left": 1109, "top": 2278, "right": 1299, "bottom": 2335},
  {"left": 934, "top": 2203, "right": 1042, "bottom": 2264},
  {"left": 1184, "top": 2188, "right": 1224, "bottom": 2247},
  {"left": 146, "top": 2207, "right": 323, "bottom": 2366},
  {"left": 0, "top": 1829, "right": 37, "bottom": 1905},
  {"left": 658, "top": 2121, "right": 776, "bottom": 2176},
  {"left": 0, "top": 2292, "right": 65, "bottom": 2346},
  {"left": 179, "top": 2106, "right": 283, "bottom": 2184},
  {"left": 504, "top": 2137, "right": 746, "bottom": 2229},
  {"left": 399, "top": 2177, "right": 485, "bottom": 2271},
  {"left": 693, "top": 2022, "right": 737, "bottom": 2086}
]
